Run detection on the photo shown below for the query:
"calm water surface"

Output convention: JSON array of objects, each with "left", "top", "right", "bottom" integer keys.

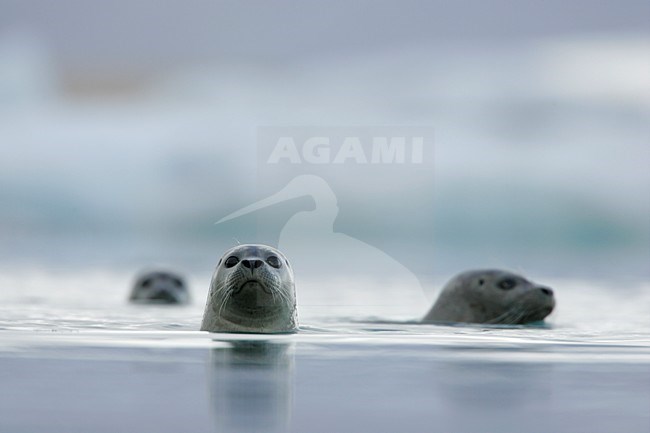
[{"left": 0, "top": 270, "right": 648, "bottom": 433}]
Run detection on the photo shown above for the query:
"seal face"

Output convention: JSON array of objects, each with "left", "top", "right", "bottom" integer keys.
[
  {"left": 422, "top": 270, "right": 555, "bottom": 325},
  {"left": 201, "top": 244, "right": 298, "bottom": 333},
  {"left": 129, "top": 271, "right": 190, "bottom": 305}
]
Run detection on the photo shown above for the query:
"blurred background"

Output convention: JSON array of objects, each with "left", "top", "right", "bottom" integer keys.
[{"left": 0, "top": 0, "right": 648, "bottom": 284}]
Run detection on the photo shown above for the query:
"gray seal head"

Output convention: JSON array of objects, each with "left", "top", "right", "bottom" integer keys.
[
  {"left": 129, "top": 271, "right": 190, "bottom": 305},
  {"left": 201, "top": 244, "right": 298, "bottom": 333},
  {"left": 422, "top": 270, "right": 555, "bottom": 325}
]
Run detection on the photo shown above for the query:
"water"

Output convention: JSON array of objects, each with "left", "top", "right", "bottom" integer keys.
[{"left": 0, "top": 270, "right": 648, "bottom": 433}]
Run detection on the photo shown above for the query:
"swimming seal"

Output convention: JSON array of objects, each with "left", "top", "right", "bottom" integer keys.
[
  {"left": 129, "top": 271, "right": 190, "bottom": 305},
  {"left": 201, "top": 244, "right": 298, "bottom": 333},
  {"left": 422, "top": 269, "right": 555, "bottom": 325}
]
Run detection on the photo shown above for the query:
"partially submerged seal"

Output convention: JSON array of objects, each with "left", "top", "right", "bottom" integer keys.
[
  {"left": 422, "top": 270, "right": 555, "bottom": 325},
  {"left": 129, "top": 271, "right": 190, "bottom": 305},
  {"left": 201, "top": 244, "right": 297, "bottom": 333}
]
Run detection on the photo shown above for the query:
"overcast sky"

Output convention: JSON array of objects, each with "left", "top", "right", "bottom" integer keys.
[{"left": 1, "top": 0, "right": 649, "bottom": 72}]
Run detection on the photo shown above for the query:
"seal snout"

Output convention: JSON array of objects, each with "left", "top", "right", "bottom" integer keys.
[
  {"left": 241, "top": 259, "right": 264, "bottom": 270},
  {"left": 539, "top": 287, "right": 553, "bottom": 296},
  {"left": 233, "top": 279, "right": 273, "bottom": 295},
  {"left": 538, "top": 286, "right": 554, "bottom": 297},
  {"left": 535, "top": 285, "right": 555, "bottom": 319}
]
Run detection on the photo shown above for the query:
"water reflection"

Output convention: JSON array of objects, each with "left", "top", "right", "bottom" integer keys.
[
  {"left": 207, "top": 340, "right": 294, "bottom": 433},
  {"left": 435, "top": 360, "right": 554, "bottom": 408}
]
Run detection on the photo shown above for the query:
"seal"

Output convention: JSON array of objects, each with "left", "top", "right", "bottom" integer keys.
[
  {"left": 422, "top": 269, "right": 555, "bottom": 325},
  {"left": 129, "top": 270, "right": 190, "bottom": 305},
  {"left": 201, "top": 244, "right": 298, "bottom": 333}
]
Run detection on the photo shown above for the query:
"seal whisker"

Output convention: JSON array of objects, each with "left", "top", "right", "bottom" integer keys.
[
  {"left": 217, "top": 289, "right": 230, "bottom": 317},
  {"left": 507, "top": 309, "right": 525, "bottom": 325},
  {"left": 487, "top": 308, "right": 517, "bottom": 325},
  {"left": 269, "top": 288, "right": 278, "bottom": 305},
  {"left": 501, "top": 303, "right": 529, "bottom": 325},
  {"left": 275, "top": 287, "right": 290, "bottom": 303}
]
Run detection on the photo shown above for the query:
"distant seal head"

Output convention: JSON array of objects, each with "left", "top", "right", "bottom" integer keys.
[
  {"left": 201, "top": 244, "right": 298, "bottom": 333},
  {"left": 422, "top": 270, "right": 555, "bottom": 325},
  {"left": 129, "top": 271, "right": 190, "bottom": 305}
]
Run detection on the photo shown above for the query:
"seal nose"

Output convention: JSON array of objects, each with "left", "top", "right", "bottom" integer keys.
[
  {"left": 241, "top": 259, "right": 263, "bottom": 269},
  {"left": 539, "top": 287, "right": 554, "bottom": 296}
]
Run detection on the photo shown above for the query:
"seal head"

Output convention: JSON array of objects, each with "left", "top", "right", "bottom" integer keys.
[
  {"left": 422, "top": 269, "right": 555, "bottom": 325},
  {"left": 129, "top": 271, "right": 190, "bottom": 305},
  {"left": 201, "top": 244, "right": 297, "bottom": 333}
]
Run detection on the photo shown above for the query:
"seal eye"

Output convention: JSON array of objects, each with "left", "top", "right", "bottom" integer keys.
[
  {"left": 498, "top": 279, "right": 516, "bottom": 290},
  {"left": 141, "top": 278, "right": 152, "bottom": 288},
  {"left": 478, "top": 279, "right": 484, "bottom": 286},
  {"left": 266, "top": 255, "right": 281, "bottom": 269},
  {"left": 224, "top": 256, "right": 239, "bottom": 268}
]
